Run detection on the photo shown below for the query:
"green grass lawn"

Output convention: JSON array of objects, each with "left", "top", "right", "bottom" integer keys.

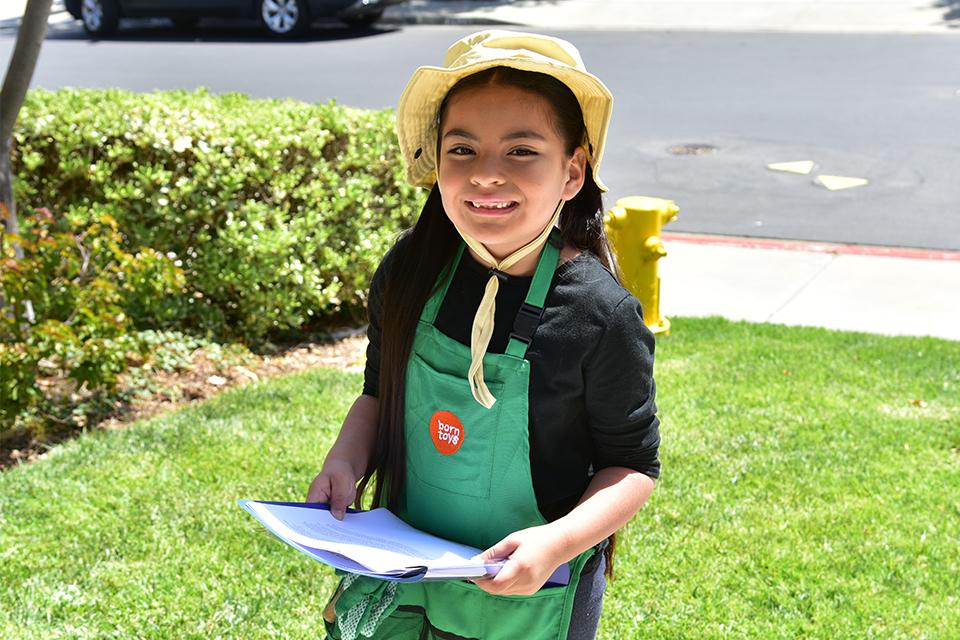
[{"left": 1, "top": 317, "right": 958, "bottom": 639}]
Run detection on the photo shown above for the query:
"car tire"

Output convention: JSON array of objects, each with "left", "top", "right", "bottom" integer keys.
[
  {"left": 80, "top": 0, "right": 119, "bottom": 37},
  {"left": 341, "top": 9, "right": 384, "bottom": 28},
  {"left": 259, "top": 0, "right": 310, "bottom": 37}
]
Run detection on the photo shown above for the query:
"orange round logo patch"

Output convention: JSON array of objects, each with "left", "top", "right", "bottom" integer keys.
[{"left": 429, "top": 410, "right": 465, "bottom": 456}]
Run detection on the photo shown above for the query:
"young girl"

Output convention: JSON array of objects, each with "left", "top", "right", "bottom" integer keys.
[{"left": 307, "top": 30, "right": 661, "bottom": 640}]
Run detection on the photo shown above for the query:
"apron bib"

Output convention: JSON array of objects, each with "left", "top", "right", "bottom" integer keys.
[{"left": 327, "top": 231, "right": 595, "bottom": 640}]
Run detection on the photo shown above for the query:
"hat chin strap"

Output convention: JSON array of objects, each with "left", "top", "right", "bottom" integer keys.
[{"left": 451, "top": 200, "right": 564, "bottom": 409}]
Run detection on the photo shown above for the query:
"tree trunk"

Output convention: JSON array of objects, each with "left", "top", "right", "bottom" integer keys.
[
  {"left": 1, "top": 0, "right": 54, "bottom": 257},
  {"left": 1, "top": 0, "right": 52, "bottom": 326}
]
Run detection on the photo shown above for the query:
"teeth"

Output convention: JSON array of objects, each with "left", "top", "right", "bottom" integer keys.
[{"left": 471, "top": 201, "right": 514, "bottom": 209}]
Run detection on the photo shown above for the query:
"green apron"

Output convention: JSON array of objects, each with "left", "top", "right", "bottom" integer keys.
[{"left": 326, "top": 231, "right": 594, "bottom": 640}]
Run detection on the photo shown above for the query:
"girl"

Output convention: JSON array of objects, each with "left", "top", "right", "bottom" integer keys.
[{"left": 307, "top": 30, "right": 661, "bottom": 640}]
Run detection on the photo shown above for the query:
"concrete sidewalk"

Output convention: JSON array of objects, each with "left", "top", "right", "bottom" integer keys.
[
  {"left": 659, "top": 234, "right": 960, "bottom": 341},
  {"left": 383, "top": 0, "right": 960, "bottom": 33}
]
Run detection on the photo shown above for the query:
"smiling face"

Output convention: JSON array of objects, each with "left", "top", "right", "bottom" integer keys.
[{"left": 437, "top": 83, "right": 586, "bottom": 270}]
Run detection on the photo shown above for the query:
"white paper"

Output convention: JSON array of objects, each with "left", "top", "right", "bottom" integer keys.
[{"left": 240, "top": 501, "right": 501, "bottom": 580}]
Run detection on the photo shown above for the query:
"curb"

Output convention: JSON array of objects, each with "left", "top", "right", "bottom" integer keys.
[{"left": 661, "top": 232, "right": 960, "bottom": 262}]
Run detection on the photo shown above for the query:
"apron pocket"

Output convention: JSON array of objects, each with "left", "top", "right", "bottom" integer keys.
[
  {"left": 422, "top": 580, "right": 571, "bottom": 640},
  {"left": 405, "top": 353, "right": 505, "bottom": 499}
]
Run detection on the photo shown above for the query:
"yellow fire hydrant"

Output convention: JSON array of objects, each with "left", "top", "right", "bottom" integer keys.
[{"left": 604, "top": 196, "right": 679, "bottom": 336}]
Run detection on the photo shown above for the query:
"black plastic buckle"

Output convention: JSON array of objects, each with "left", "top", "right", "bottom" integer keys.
[
  {"left": 487, "top": 268, "right": 509, "bottom": 283},
  {"left": 510, "top": 302, "right": 544, "bottom": 345}
]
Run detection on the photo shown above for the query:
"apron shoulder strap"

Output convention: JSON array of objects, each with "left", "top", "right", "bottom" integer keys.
[
  {"left": 421, "top": 229, "right": 560, "bottom": 357},
  {"left": 505, "top": 229, "right": 561, "bottom": 358},
  {"left": 421, "top": 242, "right": 466, "bottom": 324}
]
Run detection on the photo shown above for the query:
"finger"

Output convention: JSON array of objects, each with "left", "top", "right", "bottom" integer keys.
[
  {"left": 479, "top": 537, "right": 520, "bottom": 563},
  {"left": 329, "top": 478, "right": 356, "bottom": 520},
  {"left": 481, "top": 560, "right": 522, "bottom": 595},
  {"left": 471, "top": 569, "right": 514, "bottom": 594},
  {"left": 470, "top": 579, "right": 498, "bottom": 594},
  {"left": 306, "top": 474, "right": 332, "bottom": 504},
  {"left": 470, "top": 552, "right": 511, "bottom": 592}
]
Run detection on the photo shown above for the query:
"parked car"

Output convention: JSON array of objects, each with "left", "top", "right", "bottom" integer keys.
[{"left": 64, "top": 0, "right": 404, "bottom": 37}]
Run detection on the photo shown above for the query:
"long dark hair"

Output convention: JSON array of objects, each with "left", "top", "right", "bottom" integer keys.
[{"left": 358, "top": 67, "right": 620, "bottom": 575}]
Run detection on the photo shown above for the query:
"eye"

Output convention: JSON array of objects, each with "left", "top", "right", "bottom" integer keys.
[
  {"left": 447, "top": 145, "right": 474, "bottom": 156},
  {"left": 508, "top": 147, "right": 538, "bottom": 157}
]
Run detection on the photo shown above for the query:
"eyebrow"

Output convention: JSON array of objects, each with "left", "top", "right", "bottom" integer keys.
[{"left": 443, "top": 128, "right": 548, "bottom": 142}]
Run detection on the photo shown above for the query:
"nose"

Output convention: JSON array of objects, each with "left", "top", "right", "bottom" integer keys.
[{"left": 470, "top": 153, "right": 506, "bottom": 187}]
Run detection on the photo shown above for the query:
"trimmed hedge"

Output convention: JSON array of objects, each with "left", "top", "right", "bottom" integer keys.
[{"left": 12, "top": 88, "right": 422, "bottom": 341}]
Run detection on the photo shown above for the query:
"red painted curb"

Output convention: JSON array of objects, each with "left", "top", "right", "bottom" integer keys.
[{"left": 661, "top": 232, "right": 960, "bottom": 262}]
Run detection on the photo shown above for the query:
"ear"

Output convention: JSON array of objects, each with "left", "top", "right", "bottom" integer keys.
[{"left": 561, "top": 146, "right": 588, "bottom": 201}]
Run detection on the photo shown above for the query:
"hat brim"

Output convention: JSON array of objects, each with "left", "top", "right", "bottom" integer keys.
[{"left": 397, "top": 58, "right": 612, "bottom": 192}]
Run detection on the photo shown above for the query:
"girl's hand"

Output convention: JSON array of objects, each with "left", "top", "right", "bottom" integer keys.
[
  {"left": 306, "top": 459, "right": 358, "bottom": 520},
  {"left": 471, "top": 524, "right": 571, "bottom": 596}
]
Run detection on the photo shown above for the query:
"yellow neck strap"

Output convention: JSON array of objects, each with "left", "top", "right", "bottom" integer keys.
[{"left": 450, "top": 200, "right": 564, "bottom": 408}]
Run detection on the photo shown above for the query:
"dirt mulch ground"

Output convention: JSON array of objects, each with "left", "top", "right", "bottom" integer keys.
[{"left": 1, "top": 332, "right": 370, "bottom": 470}]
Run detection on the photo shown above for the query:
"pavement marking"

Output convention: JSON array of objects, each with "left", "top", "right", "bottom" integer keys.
[
  {"left": 661, "top": 233, "right": 960, "bottom": 262},
  {"left": 767, "top": 160, "right": 815, "bottom": 175},
  {"left": 815, "top": 174, "right": 869, "bottom": 190}
]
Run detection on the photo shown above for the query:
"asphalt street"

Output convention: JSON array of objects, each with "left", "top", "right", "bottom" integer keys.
[{"left": 2, "top": 20, "right": 959, "bottom": 251}]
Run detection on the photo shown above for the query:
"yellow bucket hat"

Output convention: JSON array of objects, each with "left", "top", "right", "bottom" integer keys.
[{"left": 396, "top": 29, "right": 614, "bottom": 192}]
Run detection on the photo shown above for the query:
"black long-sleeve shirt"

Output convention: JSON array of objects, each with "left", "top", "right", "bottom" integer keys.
[{"left": 363, "top": 238, "right": 661, "bottom": 521}]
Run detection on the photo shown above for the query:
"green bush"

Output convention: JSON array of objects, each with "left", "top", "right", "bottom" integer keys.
[
  {"left": 13, "top": 88, "right": 421, "bottom": 341},
  {"left": 0, "top": 208, "right": 185, "bottom": 428}
]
